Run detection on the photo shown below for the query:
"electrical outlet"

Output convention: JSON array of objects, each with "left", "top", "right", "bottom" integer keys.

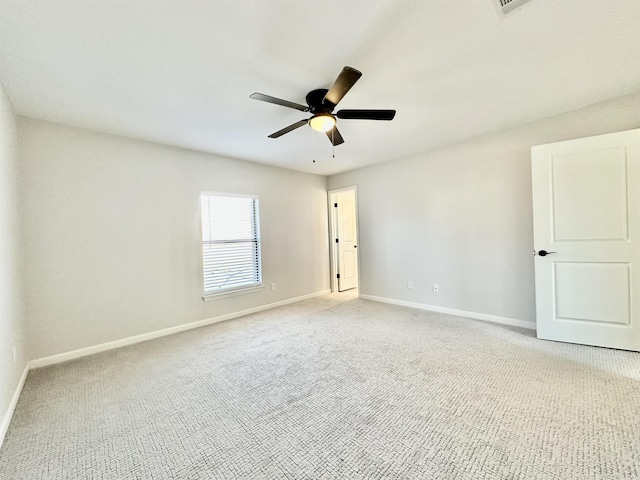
[
  {"left": 271, "top": 283, "right": 276, "bottom": 291},
  {"left": 407, "top": 281, "right": 413, "bottom": 289},
  {"left": 433, "top": 284, "right": 439, "bottom": 293}
]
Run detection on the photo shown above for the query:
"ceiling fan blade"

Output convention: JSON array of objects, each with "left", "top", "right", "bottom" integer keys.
[
  {"left": 336, "top": 109, "right": 396, "bottom": 120},
  {"left": 325, "top": 126, "right": 345, "bottom": 146},
  {"left": 323, "top": 66, "right": 362, "bottom": 106},
  {"left": 250, "top": 93, "right": 309, "bottom": 112},
  {"left": 268, "top": 119, "right": 309, "bottom": 138}
]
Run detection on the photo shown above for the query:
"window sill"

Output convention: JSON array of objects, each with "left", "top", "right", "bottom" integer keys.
[{"left": 202, "top": 285, "right": 264, "bottom": 302}]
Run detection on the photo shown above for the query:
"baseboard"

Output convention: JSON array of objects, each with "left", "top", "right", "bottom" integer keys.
[
  {"left": 30, "top": 289, "right": 331, "bottom": 369},
  {"left": 360, "top": 294, "right": 536, "bottom": 330},
  {"left": 0, "top": 363, "right": 30, "bottom": 451}
]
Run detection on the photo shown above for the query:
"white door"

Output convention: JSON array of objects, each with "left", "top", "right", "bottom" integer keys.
[
  {"left": 531, "top": 128, "right": 640, "bottom": 351},
  {"left": 335, "top": 190, "right": 358, "bottom": 292}
]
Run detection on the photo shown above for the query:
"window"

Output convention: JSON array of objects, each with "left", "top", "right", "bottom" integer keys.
[{"left": 201, "top": 193, "right": 262, "bottom": 297}]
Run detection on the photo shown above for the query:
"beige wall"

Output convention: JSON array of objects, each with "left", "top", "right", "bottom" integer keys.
[
  {"left": 329, "top": 92, "right": 640, "bottom": 323},
  {"left": 0, "top": 83, "right": 27, "bottom": 442},
  {"left": 18, "top": 118, "right": 330, "bottom": 359}
]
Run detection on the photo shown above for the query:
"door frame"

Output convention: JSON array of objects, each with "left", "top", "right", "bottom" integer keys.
[{"left": 328, "top": 186, "right": 360, "bottom": 294}]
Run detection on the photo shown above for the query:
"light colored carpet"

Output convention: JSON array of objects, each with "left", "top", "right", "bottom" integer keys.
[{"left": 1, "top": 293, "right": 639, "bottom": 479}]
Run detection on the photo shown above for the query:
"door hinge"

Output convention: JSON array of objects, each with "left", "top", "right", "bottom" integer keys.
[
  {"left": 334, "top": 203, "right": 338, "bottom": 207},
  {"left": 337, "top": 274, "right": 340, "bottom": 279},
  {"left": 335, "top": 238, "right": 339, "bottom": 243}
]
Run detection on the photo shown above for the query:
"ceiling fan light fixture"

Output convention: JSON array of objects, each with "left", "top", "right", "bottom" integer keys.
[{"left": 309, "top": 114, "right": 336, "bottom": 132}]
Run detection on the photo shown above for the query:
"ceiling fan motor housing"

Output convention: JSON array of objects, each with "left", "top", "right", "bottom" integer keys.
[{"left": 306, "top": 89, "right": 333, "bottom": 113}]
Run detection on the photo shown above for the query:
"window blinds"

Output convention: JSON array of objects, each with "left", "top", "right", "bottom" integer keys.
[{"left": 201, "top": 194, "right": 262, "bottom": 295}]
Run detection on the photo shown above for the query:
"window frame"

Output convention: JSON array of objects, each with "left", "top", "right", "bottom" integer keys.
[{"left": 200, "top": 192, "right": 263, "bottom": 300}]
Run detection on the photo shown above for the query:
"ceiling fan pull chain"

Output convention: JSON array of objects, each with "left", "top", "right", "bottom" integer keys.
[
  {"left": 312, "top": 129, "right": 319, "bottom": 163},
  {"left": 332, "top": 129, "right": 335, "bottom": 158}
]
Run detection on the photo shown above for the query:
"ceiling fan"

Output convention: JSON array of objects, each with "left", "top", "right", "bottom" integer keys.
[{"left": 250, "top": 66, "right": 396, "bottom": 146}]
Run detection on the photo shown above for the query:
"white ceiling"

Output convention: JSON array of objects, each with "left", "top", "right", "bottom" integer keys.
[{"left": 1, "top": 1, "right": 640, "bottom": 176}]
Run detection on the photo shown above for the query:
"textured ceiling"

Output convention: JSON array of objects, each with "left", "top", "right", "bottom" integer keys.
[{"left": 1, "top": 1, "right": 640, "bottom": 175}]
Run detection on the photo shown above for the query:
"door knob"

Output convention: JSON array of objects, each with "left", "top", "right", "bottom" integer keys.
[{"left": 537, "top": 250, "right": 557, "bottom": 257}]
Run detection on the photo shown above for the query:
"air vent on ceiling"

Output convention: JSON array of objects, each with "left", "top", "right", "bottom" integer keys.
[{"left": 495, "top": 0, "right": 533, "bottom": 15}]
